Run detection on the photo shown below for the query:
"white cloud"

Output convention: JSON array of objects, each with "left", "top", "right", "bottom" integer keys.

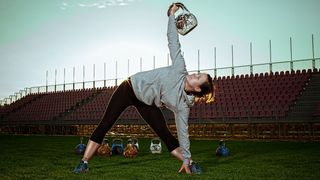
[{"left": 59, "top": 0, "right": 136, "bottom": 10}]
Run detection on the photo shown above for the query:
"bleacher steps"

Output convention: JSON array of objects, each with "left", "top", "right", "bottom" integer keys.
[
  {"left": 288, "top": 73, "right": 320, "bottom": 121},
  {"left": 0, "top": 94, "right": 45, "bottom": 121},
  {"left": 53, "top": 89, "right": 106, "bottom": 121}
]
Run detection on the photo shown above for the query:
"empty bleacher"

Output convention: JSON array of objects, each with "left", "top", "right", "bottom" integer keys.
[
  {"left": 2, "top": 89, "right": 97, "bottom": 124},
  {"left": 1, "top": 69, "right": 320, "bottom": 139},
  {"left": 314, "top": 104, "right": 320, "bottom": 117},
  {"left": 190, "top": 69, "right": 312, "bottom": 121}
]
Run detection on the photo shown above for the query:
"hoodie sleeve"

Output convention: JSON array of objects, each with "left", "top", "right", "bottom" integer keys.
[
  {"left": 174, "top": 106, "right": 191, "bottom": 165},
  {"left": 167, "top": 15, "right": 186, "bottom": 71}
]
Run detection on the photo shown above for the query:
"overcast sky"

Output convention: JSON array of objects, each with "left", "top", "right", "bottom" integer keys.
[{"left": 1, "top": 0, "right": 320, "bottom": 101}]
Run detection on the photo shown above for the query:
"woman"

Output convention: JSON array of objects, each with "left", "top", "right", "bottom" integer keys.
[{"left": 74, "top": 3, "right": 215, "bottom": 174}]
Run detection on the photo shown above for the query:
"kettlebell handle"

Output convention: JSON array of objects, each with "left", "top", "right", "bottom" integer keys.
[
  {"left": 167, "top": 2, "right": 190, "bottom": 16},
  {"left": 174, "top": 2, "right": 190, "bottom": 13}
]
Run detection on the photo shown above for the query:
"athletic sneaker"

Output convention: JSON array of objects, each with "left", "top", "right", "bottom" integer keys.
[
  {"left": 74, "top": 160, "right": 89, "bottom": 173},
  {"left": 189, "top": 162, "right": 203, "bottom": 175}
]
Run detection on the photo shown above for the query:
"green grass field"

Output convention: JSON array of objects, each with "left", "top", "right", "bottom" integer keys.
[{"left": 0, "top": 135, "right": 319, "bottom": 180}]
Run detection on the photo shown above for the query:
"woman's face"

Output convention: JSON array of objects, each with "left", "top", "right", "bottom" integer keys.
[{"left": 185, "top": 73, "right": 208, "bottom": 92}]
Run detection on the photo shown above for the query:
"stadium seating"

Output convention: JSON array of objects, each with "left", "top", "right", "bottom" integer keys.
[
  {"left": 1, "top": 69, "right": 312, "bottom": 123},
  {"left": 314, "top": 103, "right": 320, "bottom": 117},
  {"left": 64, "top": 87, "right": 115, "bottom": 122},
  {"left": 3, "top": 89, "right": 97, "bottom": 123},
  {"left": 0, "top": 94, "right": 41, "bottom": 118},
  {"left": 1, "top": 69, "right": 319, "bottom": 139},
  {"left": 204, "top": 70, "right": 311, "bottom": 119}
]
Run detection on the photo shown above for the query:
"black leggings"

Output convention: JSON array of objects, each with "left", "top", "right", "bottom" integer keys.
[{"left": 90, "top": 79, "right": 179, "bottom": 152}]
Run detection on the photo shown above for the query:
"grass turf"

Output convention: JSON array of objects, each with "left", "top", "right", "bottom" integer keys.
[{"left": 0, "top": 135, "right": 319, "bottom": 179}]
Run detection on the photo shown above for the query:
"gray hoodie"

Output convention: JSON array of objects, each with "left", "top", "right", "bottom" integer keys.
[{"left": 130, "top": 15, "right": 194, "bottom": 164}]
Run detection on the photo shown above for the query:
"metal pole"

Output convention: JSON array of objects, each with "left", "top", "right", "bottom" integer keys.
[
  {"left": 231, "top": 45, "right": 234, "bottom": 76},
  {"left": 83, "top": 65, "right": 85, "bottom": 89},
  {"left": 128, "top": 59, "right": 130, "bottom": 77},
  {"left": 46, "top": 70, "right": 48, "bottom": 93},
  {"left": 269, "top": 40, "right": 272, "bottom": 73},
  {"left": 198, "top": 49, "right": 200, "bottom": 73},
  {"left": 214, "top": 47, "right": 217, "bottom": 78},
  {"left": 290, "top": 37, "right": 293, "bottom": 71},
  {"left": 250, "top": 42, "right": 253, "bottom": 75},
  {"left": 54, "top": 69, "right": 57, "bottom": 92},
  {"left": 19, "top": 90, "right": 23, "bottom": 97},
  {"left": 104, "top": 62, "right": 106, "bottom": 87},
  {"left": 14, "top": 94, "right": 18, "bottom": 101},
  {"left": 25, "top": 88, "right": 29, "bottom": 96},
  {"left": 10, "top": 95, "right": 14, "bottom": 102},
  {"left": 312, "top": 34, "right": 315, "bottom": 69},
  {"left": 93, "top": 64, "right": 95, "bottom": 88},
  {"left": 19, "top": 90, "right": 23, "bottom": 98},
  {"left": 153, "top": 56, "right": 155, "bottom": 69},
  {"left": 140, "top": 57, "right": 142, "bottom": 72},
  {"left": 9, "top": 96, "right": 13, "bottom": 104},
  {"left": 73, "top": 67, "right": 75, "bottom": 90},
  {"left": 167, "top": 53, "right": 169, "bottom": 66},
  {"left": 115, "top": 61, "right": 118, "bottom": 86},
  {"left": 63, "top": 68, "right": 66, "bottom": 91},
  {"left": 16, "top": 92, "right": 21, "bottom": 100}
]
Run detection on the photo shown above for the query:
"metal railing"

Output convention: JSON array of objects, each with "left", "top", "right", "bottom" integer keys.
[
  {"left": 1, "top": 34, "right": 319, "bottom": 106},
  {"left": 1, "top": 57, "right": 319, "bottom": 106}
]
